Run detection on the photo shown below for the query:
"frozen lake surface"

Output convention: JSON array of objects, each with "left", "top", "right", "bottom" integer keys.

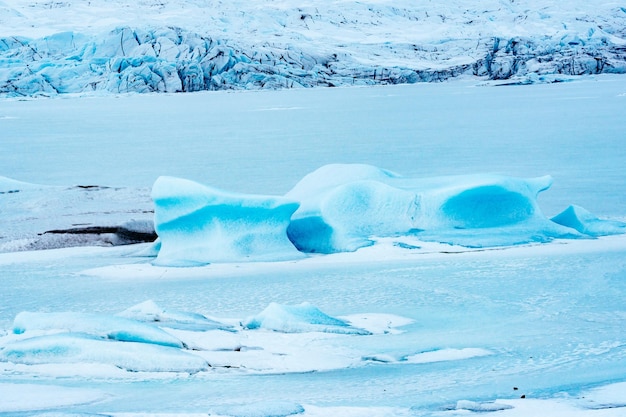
[
  {"left": 1, "top": 77, "right": 626, "bottom": 416},
  {"left": 2, "top": 76, "right": 625, "bottom": 216}
]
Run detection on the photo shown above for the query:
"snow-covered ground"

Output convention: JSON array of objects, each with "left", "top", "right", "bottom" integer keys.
[
  {"left": 1, "top": 74, "right": 626, "bottom": 416},
  {"left": 1, "top": 0, "right": 625, "bottom": 95},
  {"left": 1, "top": 1, "right": 626, "bottom": 414}
]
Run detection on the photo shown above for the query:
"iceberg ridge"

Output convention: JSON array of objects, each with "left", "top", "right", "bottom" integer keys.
[{"left": 149, "top": 164, "right": 626, "bottom": 265}]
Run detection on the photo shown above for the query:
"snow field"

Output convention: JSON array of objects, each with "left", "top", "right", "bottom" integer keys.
[{"left": 1, "top": 76, "right": 626, "bottom": 415}]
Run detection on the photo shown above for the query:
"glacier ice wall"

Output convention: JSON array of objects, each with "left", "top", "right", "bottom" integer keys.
[{"left": 1, "top": 1, "right": 625, "bottom": 96}]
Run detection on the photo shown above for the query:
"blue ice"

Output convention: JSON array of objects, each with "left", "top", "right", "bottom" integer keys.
[
  {"left": 243, "top": 302, "right": 371, "bottom": 335},
  {"left": 150, "top": 164, "right": 625, "bottom": 265},
  {"left": 117, "top": 300, "right": 235, "bottom": 332},
  {"left": 551, "top": 205, "right": 626, "bottom": 237},
  {"left": 151, "top": 176, "right": 305, "bottom": 266},
  {"left": 0, "top": 333, "right": 208, "bottom": 373},
  {"left": 13, "top": 311, "right": 184, "bottom": 348}
]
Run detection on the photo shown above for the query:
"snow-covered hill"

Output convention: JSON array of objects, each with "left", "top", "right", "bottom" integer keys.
[{"left": 1, "top": 0, "right": 625, "bottom": 96}]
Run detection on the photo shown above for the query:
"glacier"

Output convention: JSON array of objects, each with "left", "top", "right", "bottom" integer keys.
[
  {"left": 150, "top": 164, "right": 624, "bottom": 264},
  {"left": 0, "top": 0, "right": 625, "bottom": 96}
]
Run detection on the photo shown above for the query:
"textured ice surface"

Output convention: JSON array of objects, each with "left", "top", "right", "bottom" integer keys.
[
  {"left": 1, "top": 1, "right": 625, "bottom": 96},
  {"left": 243, "top": 302, "right": 371, "bottom": 335},
  {"left": 0, "top": 177, "right": 154, "bottom": 252},
  {"left": 0, "top": 333, "right": 208, "bottom": 373},
  {"left": 210, "top": 401, "right": 305, "bottom": 417},
  {"left": 0, "top": 383, "right": 105, "bottom": 412},
  {"left": 1, "top": 78, "right": 626, "bottom": 416},
  {"left": 13, "top": 311, "right": 183, "bottom": 348},
  {"left": 118, "top": 300, "right": 235, "bottom": 332},
  {"left": 151, "top": 176, "right": 304, "bottom": 266},
  {"left": 287, "top": 164, "right": 586, "bottom": 253},
  {"left": 551, "top": 205, "right": 626, "bottom": 237},
  {"left": 150, "top": 164, "right": 624, "bottom": 263},
  {"left": 454, "top": 400, "right": 514, "bottom": 412}
]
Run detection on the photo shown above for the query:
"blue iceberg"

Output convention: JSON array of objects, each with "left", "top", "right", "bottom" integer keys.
[
  {"left": 151, "top": 176, "right": 305, "bottom": 266},
  {"left": 243, "top": 302, "right": 371, "bottom": 335},
  {"left": 286, "top": 164, "right": 580, "bottom": 252},
  {"left": 149, "top": 164, "right": 625, "bottom": 265},
  {"left": 551, "top": 205, "right": 626, "bottom": 237}
]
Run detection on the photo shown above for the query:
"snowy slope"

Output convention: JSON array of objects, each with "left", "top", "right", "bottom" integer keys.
[{"left": 0, "top": 0, "right": 625, "bottom": 96}]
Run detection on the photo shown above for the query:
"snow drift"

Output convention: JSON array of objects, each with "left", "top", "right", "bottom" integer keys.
[{"left": 150, "top": 164, "right": 625, "bottom": 265}]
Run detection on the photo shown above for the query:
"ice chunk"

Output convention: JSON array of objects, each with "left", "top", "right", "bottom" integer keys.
[
  {"left": 551, "top": 205, "right": 626, "bottom": 237},
  {"left": 117, "top": 300, "right": 235, "bottom": 332},
  {"left": 288, "top": 179, "right": 418, "bottom": 253},
  {"left": 243, "top": 302, "right": 371, "bottom": 335},
  {"left": 286, "top": 164, "right": 577, "bottom": 252},
  {"left": 286, "top": 164, "right": 416, "bottom": 253},
  {"left": 0, "top": 333, "right": 208, "bottom": 373},
  {"left": 151, "top": 176, "right": 304, "bottom": 266},
  {"left": 149, "top": 165, "right": 596, "bottom": 259},
  {"left": 13, "top": 311, "right": 183, "bottom": 348}
]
